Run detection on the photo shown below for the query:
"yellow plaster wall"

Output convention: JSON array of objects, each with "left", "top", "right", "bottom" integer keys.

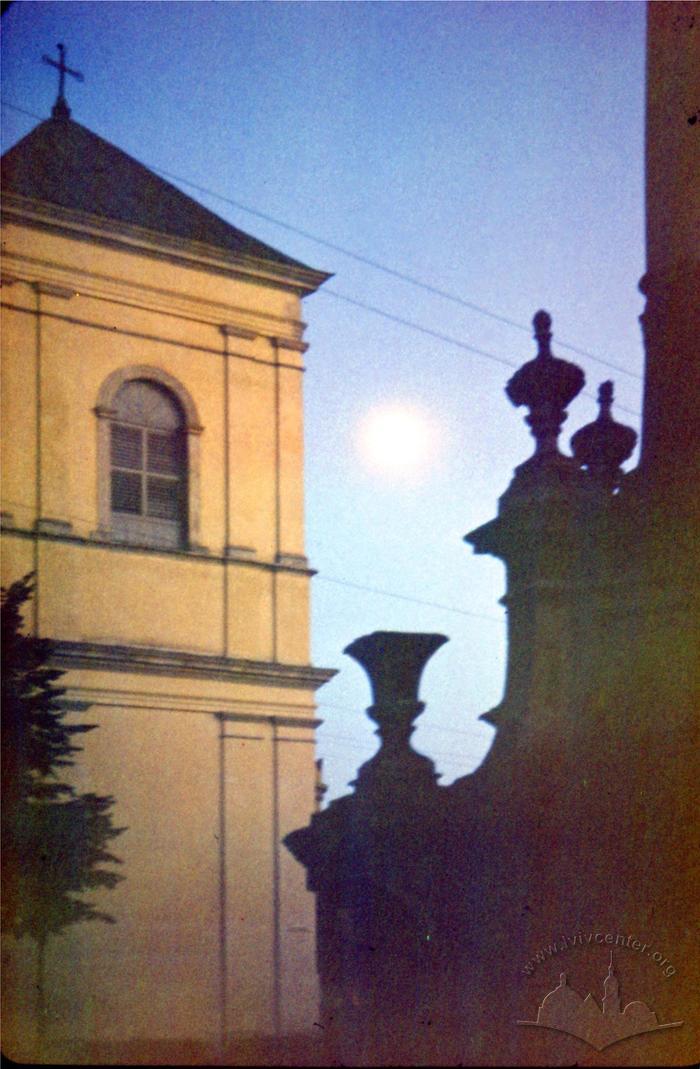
[
  {"left": 38, "top": 539, "right": 224, "bottom": 651},
  {"left": 226, "top": 565, "right": 275, "bottom": 662},
  {"left": 227, "top": 355, "right": 277, "bottom": 558},
  {"left": 57, "top": 666, "right": 320, "bottom": 719},
  {"left": 2, "top": 222, "right": 306, "bottom": 331},
  {"left": 0, "top": 532, "right": 35, "bottom": 588},
  {"left": 1, "top": 206, "right": 325, "bottom": 1055},
  {"left": 48, "top": 705, "right": 220, "bottom": 1046},
  {"left": 275, "top": 571, "right": 311, "bottom": 665},
  {"left": 277, "top": 362, "right": 306, "bottom": 557},
  {"left": 0, "top": 296, "right": 38, "bottom": 529},
  {"left": 276, "top": 736, "right": 322, "bottom": 1033},
  {"left": 223, "top": 732, "right": 276, "bottom": 1035},
  {"left": 1, "top": 219, "right": 314, "bottom": 667}
]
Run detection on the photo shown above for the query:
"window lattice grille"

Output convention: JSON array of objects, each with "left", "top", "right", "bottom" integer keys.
[{"left": 109, "top": 380, "right": 187, "bottom": 546}]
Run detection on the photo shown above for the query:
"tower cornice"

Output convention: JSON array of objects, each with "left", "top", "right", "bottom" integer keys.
[{"left": 1, "top": 192, "right": 331, "bottom": 297}]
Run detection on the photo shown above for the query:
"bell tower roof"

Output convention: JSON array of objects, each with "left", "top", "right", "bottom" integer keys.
[{"left": 1, "top": 113, "right": 330, "bottom": 292}]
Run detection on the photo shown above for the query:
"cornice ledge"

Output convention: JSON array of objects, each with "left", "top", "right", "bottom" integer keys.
[
  {"left": 50, "top": 639, "right": 337, "bottom": 690},
  {"left": 33, "top": 280, "right": 76, "bottom": 299},
  {"left": 220, "top": 323, "right": 258, "bottom": 341},
  {"left": 275, "top": 552, "right": 311, "bottom": 572},
  {"left": 215, "top": 711, "right": 323, "bottom": 730},
  {"left": 271, "top": 335, "right": 309, "bottom": 354},
  {"left": 2, "top": 250, "right": 308, "bottom": 334},
  {"left": 2, "top": 194, "right": 331, "bottom": 295},
  {"left": 35, "top": 517, "right": 73, "bottom": 536},
  {"left": 464, "top": 517, "right": 504, "bottom": 557},
  {"left": 55, "top": 695, "right": 322, "bottom": 729},
  {"left": 225, "top": 544, "right": 258, "bottom": 561}
]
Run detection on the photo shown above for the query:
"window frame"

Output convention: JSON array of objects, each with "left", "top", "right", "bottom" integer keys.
[{"left": 95, "top": 366, "right": 203, "bottom": 550}]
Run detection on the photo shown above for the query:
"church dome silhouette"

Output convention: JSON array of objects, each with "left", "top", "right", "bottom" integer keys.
[
  {"left": 537, "top": 973, "right": 585, "bottom": 1029},
  {"left": 622, "top": 1001, "right": 659, "bottom": 1029},
  {"left": 519, "top": 958, "right": 683, "bottom": 1053}
]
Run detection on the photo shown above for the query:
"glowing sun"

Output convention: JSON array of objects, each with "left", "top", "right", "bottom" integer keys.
[{"left": 358, "top": 405, "right": 435, "bottom": 474}]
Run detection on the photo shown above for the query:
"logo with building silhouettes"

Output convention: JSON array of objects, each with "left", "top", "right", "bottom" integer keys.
[{"left": 518, "top": 953, "right": 683, "bottom": 1052}]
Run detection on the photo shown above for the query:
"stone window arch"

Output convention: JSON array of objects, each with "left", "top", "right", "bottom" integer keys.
[{"left": 95, "top": 366, "right": 203, "bottom": 549}]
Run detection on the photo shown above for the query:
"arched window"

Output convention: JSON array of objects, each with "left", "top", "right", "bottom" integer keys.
[
  {"left": 109, "top": 380, "right": 187, "bottom": 547},
  {"left": 95, "top": 366, "right": 203, "bottom": 550}
]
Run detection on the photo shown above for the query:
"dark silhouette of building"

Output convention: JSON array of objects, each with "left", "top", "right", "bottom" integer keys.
[{"left": 286, "top": 5, "right": 699, "bottom": 1064}]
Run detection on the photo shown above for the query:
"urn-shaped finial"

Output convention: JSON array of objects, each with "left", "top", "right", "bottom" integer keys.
[
  {"left": 344, "top": 631, "right": 448, "bottom": 795},
  {"left": 345, "top": 630, "right": 448, "bottom": 709},
  {"left": 505, "top": 310, "right": 585, "bottom": 457},
  {"left": 571, "top": 380, "right": 637, "bottom": 490}
]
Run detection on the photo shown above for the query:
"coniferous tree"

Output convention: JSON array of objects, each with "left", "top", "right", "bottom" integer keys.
[{"left": 1, "top": 575, "right": 125, "bottom": 1037}]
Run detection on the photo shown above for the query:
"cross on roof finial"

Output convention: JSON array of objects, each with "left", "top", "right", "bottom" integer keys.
[{"left": 42, "top": 43, "right": 84, "bottom": 120}]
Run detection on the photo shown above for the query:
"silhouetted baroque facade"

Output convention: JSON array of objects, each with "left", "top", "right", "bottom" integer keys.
[{"left": 286, "top": 5, "right": 699, "bottom": 1065}]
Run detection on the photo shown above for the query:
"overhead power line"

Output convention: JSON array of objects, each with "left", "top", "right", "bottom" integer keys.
[
  {"left": 315, "top": 292, "right": 641, "bottom": 418},
  {"left": 143, "top": 167, "right": 643, "bottom": 383},
  {"left": 322, "top": 289, "right": 520, "bottom": 371},
  {"left": 316, "top": 575, "right": 505, "bottom": 622},
  {"left": 1, "top": 100, "right": 44, "bottom": 121},
  {"left": 0, "top": 496, "right": 506, "bottom": 624},
  {"left": 147, "top": 168, "right": 643, "bottom": 384},
  {"left": 1, "top": 101, "right": 642, "bottom": 384}
]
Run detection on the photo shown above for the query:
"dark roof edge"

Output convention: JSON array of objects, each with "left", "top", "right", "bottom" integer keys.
[{"left": 2, "top": 191, "right": 333, "bottom": 297}]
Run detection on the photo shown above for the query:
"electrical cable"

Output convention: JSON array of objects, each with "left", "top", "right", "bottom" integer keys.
[
  {"left": 0, "top": 497, "right": 506, "bottom": 624},
  {"left": 315, "top": 575, "right": 504, "bottom": 622},
  {"left": 1, "top": 97, "right": 644, "bottom": 387},
  {"left": 316, "top": 289, "right": 641, "bottom": 418}
]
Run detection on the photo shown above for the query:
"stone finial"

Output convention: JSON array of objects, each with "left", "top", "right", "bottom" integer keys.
[
  {"left": 598, "top": 380, "right": 613, "bottom": 414},
  {"left": 505, "top": 311, "right": 585, "bottom": 457},
  {"left": 345, "top": 631, "right": 447, "bottom": 709},
  {"left": 533, "top": 309, "right": 553, "bottom": 357},
  {"left": 344, "top": 631, "right": 447, "bottom": 795},
  {"left": 570, "top": 380, "right": 638, "bottom": 489}
]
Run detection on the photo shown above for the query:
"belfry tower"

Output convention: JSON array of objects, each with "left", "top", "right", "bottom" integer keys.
[
  {"left": 602, "top": 954, "right": 620, "bottom": 1017},
  {"left": 1, "top": 49, "right": 335, "bottom": 1062}
]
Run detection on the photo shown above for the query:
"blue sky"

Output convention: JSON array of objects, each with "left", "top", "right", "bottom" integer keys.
[{"left": 1, "top": 1, "right": 647, "bottom": 801}]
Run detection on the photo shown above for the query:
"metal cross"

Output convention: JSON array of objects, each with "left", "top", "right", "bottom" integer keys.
[{"left": 42, "top": 43, "right": 83, "bottom": 115}]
